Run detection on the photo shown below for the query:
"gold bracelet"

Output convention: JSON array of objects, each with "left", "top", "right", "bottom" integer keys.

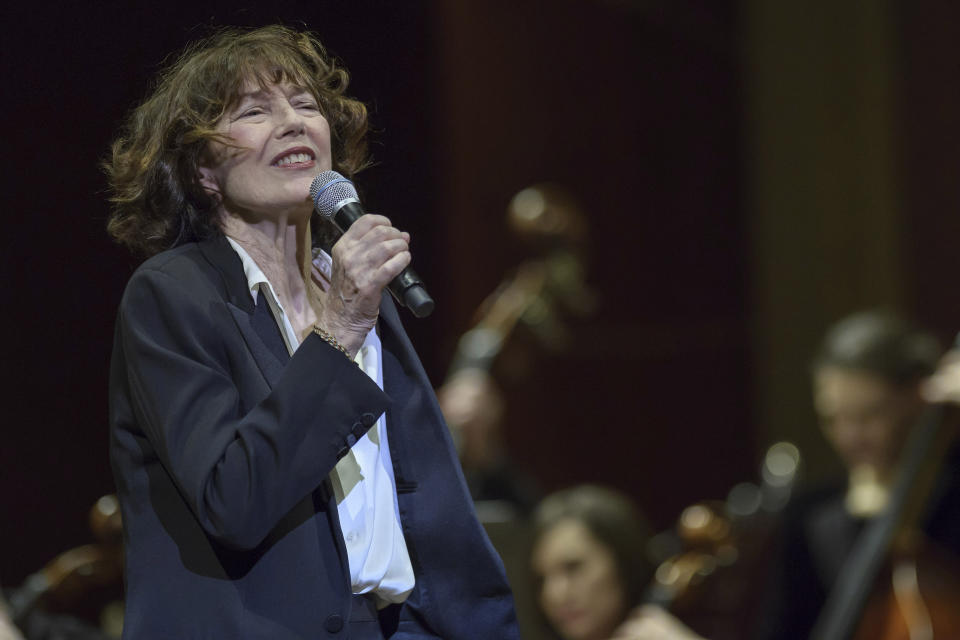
[{"left": 312, "top": 326, "right": 354, "bottom": 362}]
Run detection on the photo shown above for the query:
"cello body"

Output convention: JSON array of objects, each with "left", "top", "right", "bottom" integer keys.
[{"left": 853, "top": 542, "right": 960, "bottom": 640}]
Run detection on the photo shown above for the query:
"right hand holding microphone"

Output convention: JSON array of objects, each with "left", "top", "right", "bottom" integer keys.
[
  {"left": 317, "top": 214, "right": 411, "bottom": 358},
  {"left": 311, "top": 171, "right": 434, "bottom": 319}
]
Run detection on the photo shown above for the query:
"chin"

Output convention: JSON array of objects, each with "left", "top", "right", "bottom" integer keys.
[
  {"left": 555, "top": 620, "right": 598, "bottom": 640},
  {"left": 276, "top": 193, "right": 315, "bottom": 217}
]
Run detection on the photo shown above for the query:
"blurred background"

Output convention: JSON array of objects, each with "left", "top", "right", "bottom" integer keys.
[{"left": 3, "top": 0, "right": 960, "bottom": 636}]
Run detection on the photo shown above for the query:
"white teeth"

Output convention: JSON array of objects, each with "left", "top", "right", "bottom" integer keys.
[{"left": 276, "top": 153, "right": 312, "bottom": 166}]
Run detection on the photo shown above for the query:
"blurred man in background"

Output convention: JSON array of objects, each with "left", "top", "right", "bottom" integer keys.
[
  {"left": 755, "top": 311, "right": 960, "bottom": 639},
  {"left": 613, "top": 310, "right": 960, "bottom": 639}
]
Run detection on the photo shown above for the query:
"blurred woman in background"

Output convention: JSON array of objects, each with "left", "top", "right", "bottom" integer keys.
[{"left": 530, "top": 485, "right": 654, "bottom": 640}]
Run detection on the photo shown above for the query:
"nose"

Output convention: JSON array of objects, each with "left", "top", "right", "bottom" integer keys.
[
  {"left": 541, "top": 574, "right": 571, "bottom": 607},
  {"left": 832, "top": 416, "right": 868, "bottom": 444},
  {"left": 275, "top": 102, "right": 306, "bottom": 138}
]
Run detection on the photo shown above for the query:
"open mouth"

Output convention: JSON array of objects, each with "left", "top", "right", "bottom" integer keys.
[{"left": 272, "top": 148, "right": 315, "bottom": 167}]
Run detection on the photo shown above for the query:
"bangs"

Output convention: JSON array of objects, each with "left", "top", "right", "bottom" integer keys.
[{"left": 214, "top": 41, "right": 326, "bottom": 112}]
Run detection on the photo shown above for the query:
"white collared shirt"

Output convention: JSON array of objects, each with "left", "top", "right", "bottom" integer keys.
[{"left": 226, "top": 237, "right": 414, "bottom": 606}]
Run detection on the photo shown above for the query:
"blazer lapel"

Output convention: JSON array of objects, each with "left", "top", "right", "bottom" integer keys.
[
  {"left": 227, "top": 302, "right": 289, "bottom": 386},
  {"left": 378, "top": 293, "right": 420, "bottom": 367},
  {"left": 198, "top": 236, "right": 289, "bottom": 387},
  {"left": 378, "top": 293, "right": 441, "bottom": 493}
]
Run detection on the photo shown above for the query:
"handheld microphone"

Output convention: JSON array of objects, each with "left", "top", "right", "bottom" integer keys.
[{"left": 310, "top": 171, "right": 435, "bottom": 318}]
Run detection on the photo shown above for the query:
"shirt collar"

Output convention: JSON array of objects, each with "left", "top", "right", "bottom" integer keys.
[{"left": 224, "top": 236, "right": 273, "bottom": 306}]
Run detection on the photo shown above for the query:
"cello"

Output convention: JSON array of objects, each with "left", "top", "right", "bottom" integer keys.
[{"left": 811, "top": 398, "right": 960, "bottom": 640}]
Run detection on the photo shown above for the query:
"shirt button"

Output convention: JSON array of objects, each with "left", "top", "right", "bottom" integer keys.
[{"left": 324, "top": 614, "right": 344, "bottom": 633}]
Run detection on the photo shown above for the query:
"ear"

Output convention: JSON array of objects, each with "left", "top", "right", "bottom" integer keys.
[{"left": 197, "top": 163, "right": 220, "bottom": 196}]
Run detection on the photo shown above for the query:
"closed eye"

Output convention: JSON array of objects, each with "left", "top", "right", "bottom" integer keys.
[{"left": 294, "top": 100, "right": 320, "bottom": 112}]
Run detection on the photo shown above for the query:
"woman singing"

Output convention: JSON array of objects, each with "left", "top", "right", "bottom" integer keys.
[{"left": 105, "top": 25, "right": 518, "bottom": 639}]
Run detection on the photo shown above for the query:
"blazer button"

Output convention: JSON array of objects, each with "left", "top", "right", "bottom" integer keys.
[
  {"left": 351, "top": 421, "right": 366, "bottom": 437},
  {"left": 324, "top": 614, "right": 344, "bottom": 633},
  {"left": 360, "top": 412, "right": 377, "bottom": 427}
]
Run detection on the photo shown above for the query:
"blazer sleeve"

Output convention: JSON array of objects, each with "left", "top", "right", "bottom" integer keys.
[{"left": 115, "top": 265, "right": 390, "bottom": 550}]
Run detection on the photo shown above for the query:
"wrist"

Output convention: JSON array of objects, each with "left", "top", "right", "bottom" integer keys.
[
  {"left": 312, "top": 325, "right": 358, "bottom": 362},
  {"left": 316, "top": 309, "right": 372, "bottom": 358}
]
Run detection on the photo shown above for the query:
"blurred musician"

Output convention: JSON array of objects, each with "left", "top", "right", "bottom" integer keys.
[
  {"left": 611, "top": 310, "right": 960, "bottom": 639},
  {"left": 529, "top": 485, "right": 654, "bottom": 640},
  {"left": 754, "top": 310, "right": 960, "bottom": 639},
  {"left": 437, "top": 369, "right": 541, "bottom": 518}
]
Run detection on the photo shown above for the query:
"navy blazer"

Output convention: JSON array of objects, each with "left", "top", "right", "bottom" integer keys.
[{"left": 109, "top": 235, "right": 520, "bottom": 639}]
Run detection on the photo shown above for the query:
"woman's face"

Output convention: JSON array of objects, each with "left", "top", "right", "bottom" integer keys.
[
  {"left": 532, "top": 518, "right": 627, "bottom": 640},
  {"left": 199, "top": 80, "right": 332, "bottom": 221}
]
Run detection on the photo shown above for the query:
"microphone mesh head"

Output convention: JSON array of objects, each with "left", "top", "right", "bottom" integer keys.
[{"left": 310, "top": 171, "right": 359, "bottom": 220}]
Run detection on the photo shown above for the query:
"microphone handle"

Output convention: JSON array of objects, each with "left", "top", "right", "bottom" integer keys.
[{"left": 331, "top": 203, "right": 435, "bottom": 318}]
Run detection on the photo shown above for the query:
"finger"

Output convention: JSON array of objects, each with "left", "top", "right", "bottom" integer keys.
[
  {"left": 357, "top": 223, "right": 407, "bottom": 246},
  {"left": 331, "top": 223, "right": 403, "bottom": 264},
  {"left": 341, "top": 235, "right": 409, "bottom": 277},
  {"left": 336, "top": 241, "right": 411, "bottom": 294},
  {"left": 368, "top": 238, "right": 412, "bottom": 268},
  {"left": 344, "top": 213, "right": 392, "bottom": 237},
  {"left": 336, "top": 224, "right": 405, "bottom": 260},
  {"left": 374, "top": 250, "right": 412, "bottom": 284}
]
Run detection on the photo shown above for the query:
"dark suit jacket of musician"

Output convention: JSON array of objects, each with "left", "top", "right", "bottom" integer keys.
[{"left": 108, "top": 235, "right": 520, "bottom": 639}]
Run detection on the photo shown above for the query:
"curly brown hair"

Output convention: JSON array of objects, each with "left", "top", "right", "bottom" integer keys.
[{"left": 105, "top": 25, "right": 370, "bottom": 256}]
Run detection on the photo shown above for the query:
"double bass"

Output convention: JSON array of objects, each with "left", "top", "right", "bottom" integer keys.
[
  {"left": 441, "top": 183, "right": 596, "bottom": 496},
  {"left": 446, "top": 183, "right": 595, "bottom": 378}
]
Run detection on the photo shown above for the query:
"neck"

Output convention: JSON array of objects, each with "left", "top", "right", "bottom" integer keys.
[
  {"left": 222, "top": 212, "right": 320, "bottom": 337},
  {"left": 845, "top": 464, "right": 892, "bottom": 517},
  {"left": 223, "top": 212, "right": 306, "bottom": 273}
]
